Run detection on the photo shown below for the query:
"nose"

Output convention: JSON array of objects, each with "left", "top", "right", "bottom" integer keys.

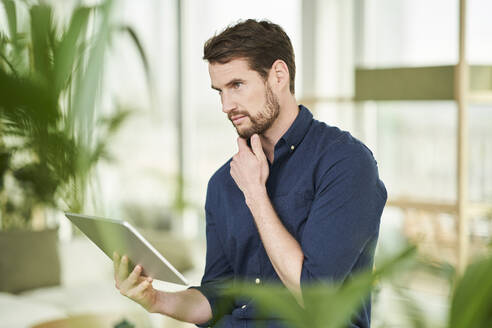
[{"left": 221, "top": 92, "right": 236, "bottom": 114}]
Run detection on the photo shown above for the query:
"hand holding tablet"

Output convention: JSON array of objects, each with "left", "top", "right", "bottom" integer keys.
[{"left": 113, "top": 252, "right": 158, "bottom": 312}]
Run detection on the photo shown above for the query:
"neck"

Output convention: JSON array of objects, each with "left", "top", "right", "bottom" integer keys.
[{"left": 260, "top": 96, "right": 299, "bottom": 163}]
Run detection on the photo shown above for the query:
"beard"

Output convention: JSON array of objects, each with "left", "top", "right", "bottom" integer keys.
[{"left": 231, "top": 82, "right": 280, "bottom": 139}]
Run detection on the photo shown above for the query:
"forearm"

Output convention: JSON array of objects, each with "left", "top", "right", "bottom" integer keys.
[
  {"left": 151, "top": 288, "right": 212, "bottom": 325},
  {"left": 245, "top": 187, "right": 304, "bottom": 302}
]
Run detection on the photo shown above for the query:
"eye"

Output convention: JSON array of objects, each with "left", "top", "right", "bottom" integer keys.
[{"left": 233, "top": 81, "right": 242, "bottom": 89}]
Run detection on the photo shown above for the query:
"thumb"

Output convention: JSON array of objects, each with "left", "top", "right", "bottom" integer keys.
[{"left": 251, "top": 134, "right": 266, "bottom": 160}]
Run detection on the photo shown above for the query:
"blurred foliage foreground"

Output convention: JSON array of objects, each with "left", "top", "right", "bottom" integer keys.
[
  {"left": 211, "top": 246, "right": 492, "bottom": 328},
  {"left": 0, "top": 0, "right": 149, "bottom": 230}
]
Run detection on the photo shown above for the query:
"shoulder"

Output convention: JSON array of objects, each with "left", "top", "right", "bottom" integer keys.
[
  {"left": 307, "top": 120, "right": 386, "bottom": 199},
  {"left": 309, "top": 119, "right": 377, "bottom": 171}
]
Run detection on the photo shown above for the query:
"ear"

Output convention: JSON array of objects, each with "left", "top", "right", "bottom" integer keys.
[{"left": 268, "top": 59, "right": 290, "bottom": 93}]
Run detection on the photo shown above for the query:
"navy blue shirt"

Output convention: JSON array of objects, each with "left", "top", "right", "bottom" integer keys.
[{"left": 191, "top": 105, "right": 387, "bottom": 327}]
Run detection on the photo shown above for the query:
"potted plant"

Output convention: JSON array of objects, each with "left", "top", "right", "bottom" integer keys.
[{"left": 0, "top": 0, "right": 149, "bottom": 293}]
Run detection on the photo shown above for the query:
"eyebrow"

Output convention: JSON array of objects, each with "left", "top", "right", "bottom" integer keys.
[{"left": 211, "top": 78, "right": 245, "bottom": 92}]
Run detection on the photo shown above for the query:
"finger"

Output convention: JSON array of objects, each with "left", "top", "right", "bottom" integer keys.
[
  {"left": 119, "top": 255, "right": 129, "bottom": 281},
  {"left": 127, "top": 264, "right": 142, "bottom": 286},
  {"left": 129, "top": 278, "right": 152, "bottom": 298},
  {"left": 120, "top": 265, "right": 143, "bottom": 291},
  {"left": 237, "top": 137, "right": 250, "bottom": 153},
  {"left": 251, "top": 134, "right": 266, "bottom": 160}
]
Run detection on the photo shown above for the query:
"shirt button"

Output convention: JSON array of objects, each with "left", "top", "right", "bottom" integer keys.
[
  {"left": 255, "top": 278, "right": 261, "bottom": 285},
  {"left": 290, "top": 145, "right": 295, "bottom": 151},
  {"left": 241, "top": 305, "right": 247, "bottom": 309}
]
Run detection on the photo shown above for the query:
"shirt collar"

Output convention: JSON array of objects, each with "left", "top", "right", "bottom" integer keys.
[{"left": 280, "top": 104, "right": 313, "bottom": 149}]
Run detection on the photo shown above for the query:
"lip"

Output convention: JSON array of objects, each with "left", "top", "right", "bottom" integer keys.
[{"left": 231, "top": 115, "right": 246, "bottom": 124}]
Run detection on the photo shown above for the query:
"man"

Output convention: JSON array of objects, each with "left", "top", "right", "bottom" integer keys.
[{"left": 113, "top": 19, "right": 387, "bottom": 327}]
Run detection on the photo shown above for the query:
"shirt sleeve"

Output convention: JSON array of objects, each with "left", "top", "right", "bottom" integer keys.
[
  {"left": 189, "top": 195, "right": 235, "bottom": 327},
  {"left": 300, "top": 142, "right": 387, "bottom": 289}
]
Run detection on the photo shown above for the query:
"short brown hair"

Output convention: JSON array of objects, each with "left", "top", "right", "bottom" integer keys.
[{"left": 203, "top": 19, "right": 296, "bottom": 94}]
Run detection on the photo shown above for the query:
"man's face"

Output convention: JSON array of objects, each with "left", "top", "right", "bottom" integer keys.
[{"left": 209, "top": 58, "right": 280, "bottom": 139}]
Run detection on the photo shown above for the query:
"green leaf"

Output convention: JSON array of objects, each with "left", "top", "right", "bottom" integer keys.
[
  {"left": 30, "top": 4, "right": 54, "bottom": 82},
  {"left": 72, "top": 0, "right": 113, "bottom": 148},
  {"left": 117, "top": 24, "right": 153, "bottom": 102},
  {"left": 0, "top": 68, "right": 59, "bottom": 129},
  {"left": 0, "top": 50, "right": 17, "bottom": 75},
  {"left": 449, "top": 255, "right": 492, "bottom": 328},
  {"left": 222, "top": 282, "right": 309, "bottom": 328},
  {"left": 54, "top": 6, "right": 92, "bottom": 94},
  {"left": 0, "top": 0, "right": 21, "bottom": 75},
  {"left": 393, "top": 286, "right": 429, "bottom": 328},
  {"left": 1, "top": 0, "right": 17, "bottom": 41},
  {"left": 98, "top": 106, "right": 132, "bottom": 134},
  {"left": 0, "top": 148, "right": 10, "bottom": 189},
  {"left": 217, "top": 246, "right": 416, "bottom": 328},
  {"left": 13, "top": 163, "right": 58, "bottom": 204}
]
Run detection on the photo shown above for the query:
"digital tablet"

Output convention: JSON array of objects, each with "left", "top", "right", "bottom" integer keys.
[{"left": 65, "top": 212, "right": 189, "bottom": 286}]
